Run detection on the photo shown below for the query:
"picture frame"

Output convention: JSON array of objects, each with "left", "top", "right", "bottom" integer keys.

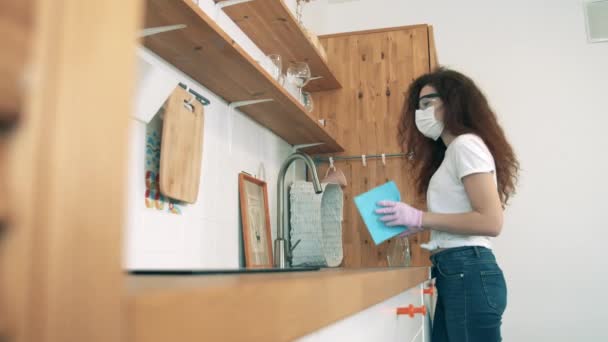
[{"left": 238, "top": 173, "right": 273, "bottom": 268}]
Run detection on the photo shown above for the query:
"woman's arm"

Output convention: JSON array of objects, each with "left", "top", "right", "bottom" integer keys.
[{"left": 422, "top": 172, "right": 503, "bottom": 237}]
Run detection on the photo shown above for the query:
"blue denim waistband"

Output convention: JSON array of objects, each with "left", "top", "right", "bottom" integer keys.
[{"left": 430, "top": 246, "right": 494, "bottom": 265}]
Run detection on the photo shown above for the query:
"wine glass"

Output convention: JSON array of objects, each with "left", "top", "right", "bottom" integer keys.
[
  {"left": 265, "top": 54, "right": 282, "bottom": 81},
  {"left": 302, "top": 91, "right": 313, "bottom": 112},
  {"left": 295, "top": 0, "right": 316, "bottom": 25},
  {"left": 386, "top": 236, "right": 411, "bottom": 267},
  {"left": 286, "top": 62, "right": 311, "bottom": 103}
]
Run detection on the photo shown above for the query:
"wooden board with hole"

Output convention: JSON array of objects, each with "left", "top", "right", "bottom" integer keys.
[{"left": 159, "top": 86, "right": 205, "bottom": 203}]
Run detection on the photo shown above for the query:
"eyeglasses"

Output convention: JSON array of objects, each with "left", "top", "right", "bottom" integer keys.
[{"left": 417, "top": 93, "right": 441, "bottom": 110}]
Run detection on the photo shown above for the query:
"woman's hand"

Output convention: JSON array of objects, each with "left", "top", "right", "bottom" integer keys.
[{"left": 375, "top": 201, "right": 424, "bottom": 229}]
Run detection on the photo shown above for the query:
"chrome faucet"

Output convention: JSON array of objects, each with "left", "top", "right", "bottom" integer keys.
[{"left": 275, "top": 151, "right": 323, "bottom": 268}]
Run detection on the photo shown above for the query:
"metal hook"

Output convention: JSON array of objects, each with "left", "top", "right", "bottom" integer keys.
[
  {"left": 178, "top": 83, "right": 211, "bottom": 106},
  {"left": 183, "top": 85, "right": 195, "bottom": 112},
  {"left": 329, "top": 156, "right": 335, "bottom": 171},
  {"left": 258, "top": 162, "right": 266, "bottom": 181}
]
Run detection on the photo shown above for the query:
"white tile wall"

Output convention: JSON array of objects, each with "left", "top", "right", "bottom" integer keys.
[{"left": 125, "top": 0, "right": 306, "bottom": 270}]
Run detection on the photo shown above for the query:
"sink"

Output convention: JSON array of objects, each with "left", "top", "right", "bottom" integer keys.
[{"left": 129, "top": 266, "right": 320, "bottom": 275}]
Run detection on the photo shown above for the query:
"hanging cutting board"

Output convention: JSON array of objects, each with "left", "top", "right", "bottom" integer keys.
[{"left": 159, "top": 86, "right": 204, "bottom": 203}]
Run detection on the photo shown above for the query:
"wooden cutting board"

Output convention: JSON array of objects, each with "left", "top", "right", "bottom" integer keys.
[{"left": 159, "top": 86, "right": 204, "bottom": 203}]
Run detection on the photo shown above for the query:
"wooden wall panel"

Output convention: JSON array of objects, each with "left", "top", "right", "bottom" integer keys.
[
  {"left": 1, "top": 0, "right": 142, "bottom": 341},
  {"left": 312, "top": 25, "right": 436, "bottom": 268},
  {"left": 428, "top": 25, "right": 439, "bottom": 70}
]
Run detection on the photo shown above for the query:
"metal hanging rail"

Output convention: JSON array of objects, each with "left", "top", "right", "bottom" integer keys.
[{"left": 314, "top": 152, "right": 412, "bottom": 164}]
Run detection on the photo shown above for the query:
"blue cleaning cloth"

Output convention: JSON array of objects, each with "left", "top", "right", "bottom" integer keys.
[{"left": 353, "top": 181, "right": 407, "bottom": 245}]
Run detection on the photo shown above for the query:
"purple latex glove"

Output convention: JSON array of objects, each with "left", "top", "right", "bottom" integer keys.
[{"left": 375, "top": 200, "right": 423, "bottom": 228}]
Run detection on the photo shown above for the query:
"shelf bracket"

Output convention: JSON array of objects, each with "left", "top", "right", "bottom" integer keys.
[
  {"left": 138, "top": 24, "right": 187, "bottom": 38},
  {"left": 227, "top": 98, "right": 274, "bottom": 153},
  {"left": 216, "top": 0, "right": 255, "bottom": 10},
  {"left": 293, "top": 142, "right": 325, "bottom": 152},
  {"left": 229, "top": 99, "right": 274, "bottom": 109}
]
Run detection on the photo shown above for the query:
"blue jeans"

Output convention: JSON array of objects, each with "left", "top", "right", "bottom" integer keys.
[{"left": 430, "top": 246, "right": 507, "bottom": 342}]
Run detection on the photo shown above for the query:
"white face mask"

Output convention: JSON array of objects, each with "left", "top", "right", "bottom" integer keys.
[{"left": 415, "top": 106, "right": 444, "bottom": 141}]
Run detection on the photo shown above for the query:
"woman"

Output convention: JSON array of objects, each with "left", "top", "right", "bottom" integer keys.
[{"left": 376, "top": 68, "right": 519, "bottom": 341}]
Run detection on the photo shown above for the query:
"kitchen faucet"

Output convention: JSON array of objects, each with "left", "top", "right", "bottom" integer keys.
[{"left": 275, "top": 151, "right": 323, "bottom": 268}]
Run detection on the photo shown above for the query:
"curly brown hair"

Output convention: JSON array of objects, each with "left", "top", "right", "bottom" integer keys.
[{"left": 398, "top": 68, "right": 520, "bottom": 206}]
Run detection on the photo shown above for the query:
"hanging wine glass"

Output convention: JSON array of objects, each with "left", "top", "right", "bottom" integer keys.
[
  {"left": 302, "top": 91, "right": 313, "bottom": 112},
  {"left": 286, "top": 62, "right": 311, "bottom": 103}
]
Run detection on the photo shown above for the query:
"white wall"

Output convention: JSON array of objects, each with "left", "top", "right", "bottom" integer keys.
[
  {"left": 303, "top": 0, "right": 608, "bottom": 340},
  {"left": 125, "top": 0, "right": 303, "bottom": 270}
]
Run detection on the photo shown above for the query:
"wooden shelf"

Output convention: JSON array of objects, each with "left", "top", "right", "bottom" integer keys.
[
  {"left": 127, "top": 267, "right": 430, "bottom": 342},
  {"left": 215, "top": 0, "right": 341, "bottom": 93},
  {"left": 143, "top": 0, "right": 343, "bottom": 153}
]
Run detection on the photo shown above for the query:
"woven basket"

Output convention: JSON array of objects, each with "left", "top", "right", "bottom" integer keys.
[{"left": 289, "top": 181, "right": 343, "bottom": 267}]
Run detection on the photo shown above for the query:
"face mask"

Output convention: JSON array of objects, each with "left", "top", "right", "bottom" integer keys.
[{"left": 415, "top": 106, "right": 444, "bottom": 141}]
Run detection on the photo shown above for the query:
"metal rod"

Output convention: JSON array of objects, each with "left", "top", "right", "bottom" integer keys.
[
  {"left": 314, "top": 152, "right": 412, "bottom": 163},
  {"left": 139, "top": 24, "right": 186, "bottom": 38},
  {"left": 178, "top": 83, "right": 211, "bottom": 106},
  {"left": 217, "top": 0, "right": 254, "bottom": 10},
  {"left": 293, "top": 142, "right": 324, "bottom": 151}
]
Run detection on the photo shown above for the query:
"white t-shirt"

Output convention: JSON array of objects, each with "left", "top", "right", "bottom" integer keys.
[{"left": 420, "top": 134, "right": 497, "bottom": 251}]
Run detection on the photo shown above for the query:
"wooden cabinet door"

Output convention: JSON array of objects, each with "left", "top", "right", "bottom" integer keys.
[
  {"left": 312, "top": 25, "right": 435, "bottom": 268},
  {"left": 296, "top": 282, "right": 426, "bottom": 342}
]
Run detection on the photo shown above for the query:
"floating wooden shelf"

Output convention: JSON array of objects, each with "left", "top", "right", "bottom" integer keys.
[
  {"left": 215, "top": 0, "right": 341, "bottom": 93},
  {"left": 127, "top": 267, "right": 430, "bottom": 342},
  {"left": 143, "top": 0, "right": 343, "bottom": 153}
]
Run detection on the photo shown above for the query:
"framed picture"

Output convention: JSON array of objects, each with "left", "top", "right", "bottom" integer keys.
[{"left": 238, "top": 173, "right": 273, "bottom": 268}]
